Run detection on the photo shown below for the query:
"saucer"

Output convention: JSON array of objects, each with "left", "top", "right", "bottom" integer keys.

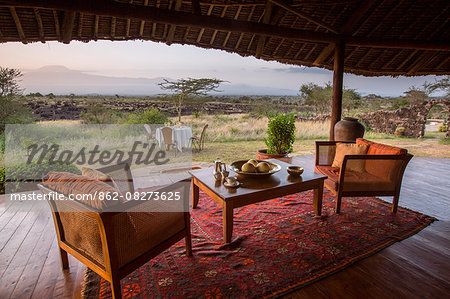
[{"left": 224, "top": 181, "right": 241, "bottom": 188}]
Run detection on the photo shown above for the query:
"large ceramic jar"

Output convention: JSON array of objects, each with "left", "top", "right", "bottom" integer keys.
[{"left": 334, "top": 117, "right": 365, "bottom": 141}]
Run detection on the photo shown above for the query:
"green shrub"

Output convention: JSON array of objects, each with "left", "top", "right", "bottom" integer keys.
[
  {"left": 80, "top": 102, "right": 119, "bottom": 124},
  {"left": 0, "top": 96, "right": 35, "bottom": 133},
  {"left": 4, "top": 160, "right": 80, "bottom": 193},
  {"left": 0, "top": 166, "right": 4, "bottom": 194},
  {"left": 438, "top": 124, "right": 448, "bottom": 132},
  {"left": 126, "top": 107, "right": 168, "bottom": 124},
  {"left": 264, "top": 114, "right": 296, "bottom": 154}
]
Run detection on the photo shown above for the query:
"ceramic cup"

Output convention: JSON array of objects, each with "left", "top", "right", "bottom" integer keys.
[{"left": 225, "top": 176, "right": 237, "bottom": 185}]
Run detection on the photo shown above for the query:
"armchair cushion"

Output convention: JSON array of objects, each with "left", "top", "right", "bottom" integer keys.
[
  {"left": 315, "top": 165, "right": 396, "bottom": 192},
  {"left": 331, "top": 143, "right": 369, "bottom": 172},
  {"left": 42, "top": 171, "right": 123, "bottom": 210},
  {"left": 81, "top": 167, "right": 120, "bottom": 190},
  {"left": 356, "top": 138, "right": 407, "bottom": 180}
]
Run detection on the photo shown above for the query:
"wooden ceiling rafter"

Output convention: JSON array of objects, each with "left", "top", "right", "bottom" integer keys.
[
  {"left": 139, "top": 0, "right": 149, "bottom": 37},
  {"left": 192, "top": 0, "right": 201, "bottom": 15},
  {"left": 52, "top": 10, "right": 60, "bottom": 40},
  {"left": 33, "top": 8, "right": 45, "bottom": 42},
  {"left": 435, "top": 56, "right": 449, "bottom": 71},
  {"left": 380, "top": 50, "right": 404, "bottom": 70},
  {"left": 9, "top": 7, "right": 26, "bottom": 43},
  {"left": 255, "top": 0, "right": 273, "bottom": 58},
  {"left": 396, "top": 49, "right": 420, "bottom": 71},
  {"left": 1, "top": 0, "right": 448, "bottom": 51},
  {"left": 209, "top": 5, "right": 228, "bottom": 45},
  {"left": 313, "top": 0, "right": 377, "bottom": 66},
  {"left": 61, "top": 11, "right": 75, "bottom": 44},
  {"left": 166, "top": 0, "right": 183, "bottom": 45},
  {"left": 94, "top": 15, "right": 99, "bottom": 39},
  {"left": 77, "top": 12, "right": 84, "bottom": 37},
  {"left": 125, "top": 0, "right": 133, "bottom": 37},
  {"left": 407, "top": 52, "right": 437, "bottom": 75},
  {"left": 110, "top": 17, "right": 116, "bottom": 38},
  {"left": 222, "top": 5, "right": 242, "bottom": 48},
  {"left": 196, "top": 5, "right": 213, "bottom": 44},
  {"left": 269, "top": 0, "right": 339, "bottom": 34}
]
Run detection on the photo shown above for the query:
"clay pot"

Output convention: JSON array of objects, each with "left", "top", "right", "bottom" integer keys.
[
  {"left": 256, "top": 149, "right": 287, "bottom": 160},
  {"left": 334, "top": 117, "right": 365, "bottom": 141}
]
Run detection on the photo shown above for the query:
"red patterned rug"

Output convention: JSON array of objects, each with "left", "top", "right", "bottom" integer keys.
[{"left": 82, "top": 189, "right": 435, "bottom": 298}]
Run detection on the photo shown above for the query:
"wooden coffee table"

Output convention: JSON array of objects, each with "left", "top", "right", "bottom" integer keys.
[{"left": 189, "top": 159, "right": 327, "bottom": 243}]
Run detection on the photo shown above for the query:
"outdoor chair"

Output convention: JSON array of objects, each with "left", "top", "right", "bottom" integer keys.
[
  {"left": 315, "top": 138, "right": 413, "bottom": 214},
  {"left": 38, "top": 163, "right": 192, "bottom": 299},
  {"left": 161, "top": 126, "right": 177, "bottom": 156},
  {"left": 190, "top": 124, "right": 208, "bottom": 152},
  {"left": 143, "top": 124, "right": 154, "bottom": 141}
]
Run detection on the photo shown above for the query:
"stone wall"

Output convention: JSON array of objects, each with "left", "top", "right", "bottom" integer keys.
[
  {"left": 27, "top": 99, "right": 299, "bottom": 121},
  {"left": 358, "top": 99, "right": 450, "bottom": 138}
]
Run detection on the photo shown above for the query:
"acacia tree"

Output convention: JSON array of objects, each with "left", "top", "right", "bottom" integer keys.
[
  {"left": 0, "top": 67, "right": 23, "bottom": 97},
  {"left": 299, "top": 82, "right": 361, "bottom": 115},
  {"left": 158, "top": 78, "right": 225, "bottom": 122},
  {"left": 0, "top": 67, "right": 33, "bottom": 133}
]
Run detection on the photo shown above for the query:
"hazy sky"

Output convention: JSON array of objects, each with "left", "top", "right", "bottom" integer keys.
[{"left": 1, "top": 40, "right": 445, "bottom": 96}]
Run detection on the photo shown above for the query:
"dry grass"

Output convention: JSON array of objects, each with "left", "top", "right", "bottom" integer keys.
[
  {"left": 180, "top": 113, "right": 330, "bottom": 141},
  {"left": 30, "top": 115, "right": 450, "bottom": 164}
]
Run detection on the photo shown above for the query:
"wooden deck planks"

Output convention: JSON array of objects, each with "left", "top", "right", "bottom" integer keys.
[{"left": 0, "top": 156, "right": 448, "bottom": 298}]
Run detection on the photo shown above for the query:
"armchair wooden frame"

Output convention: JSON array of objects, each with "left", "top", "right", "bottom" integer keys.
[
  {"left": 38, "top": 163, "right": 192, "bottom": 299},
  {"left": 315, "top": 141, "right": 413, "bottom": 214}
]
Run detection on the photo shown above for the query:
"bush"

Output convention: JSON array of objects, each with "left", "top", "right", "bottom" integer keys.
[
  {"left": 80, "top": 102, "right": 120, "bottom": 124},
  {"left": 126, "top": 107, "right": 168, "bottom": 124},
  {"left": 0, "top": 96, "right": 35, "bottom": 133},
  {"left": 0, "top": 166, "right": 4, "bottom": 194},
  {"left": 4, "top": 160, "right": 80, "bottom": 193},
  {"left": 438, "top": 124, "right": 448, "bottom": 132},
  {"left": 264, "top": 114, "right": 296, "bottom": 154}
]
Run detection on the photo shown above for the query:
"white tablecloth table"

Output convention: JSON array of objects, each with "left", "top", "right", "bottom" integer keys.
[{"left": 155, "top": 126, "right": 192, "bottom": 152}]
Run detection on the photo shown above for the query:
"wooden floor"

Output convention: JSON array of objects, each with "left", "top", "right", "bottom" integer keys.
[{"left": 0, "top": 156, "right": 449, "bottom": 298}]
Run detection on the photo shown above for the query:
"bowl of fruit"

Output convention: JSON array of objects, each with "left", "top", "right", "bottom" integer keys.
[{"left": 229, "top": 159, "right": 281, "bottom": 178}]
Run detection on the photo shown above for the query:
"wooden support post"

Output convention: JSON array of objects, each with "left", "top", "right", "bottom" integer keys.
[{"left": 330, "top": 40, "right": 345, "bottom": 141}]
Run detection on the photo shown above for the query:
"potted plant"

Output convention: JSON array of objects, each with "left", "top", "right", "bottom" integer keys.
[
  {"left": 256, "top": 114, "right": 296, "bottom": 160},
  {"left": 395, "top": 126, "right": 405, "bottom": 136}
]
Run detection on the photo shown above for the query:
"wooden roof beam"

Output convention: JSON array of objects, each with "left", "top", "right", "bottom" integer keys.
[
  {"left": 407, "top": 52, "right": 436, "bottom": 75},
  {"left": 139, "top": 0, "right": 149, "bottom": 37},
  {"left": 110, "top": 17, "right": 116, "bottom": 38},
  {"left": 33, "top": 8, "right": 45, "bottom": 42},
  {"left": 125, "top": 0, "right": 133, "bottom": 37},
  {"left": 78, "top": 12, "right": 84, "bottom": 37},
  {"left": 52, "top": 10, "right": 60, "bottom": 40},
  {"left": 191, "top": 0, "right": 201, "bottom": 15},
  {"left": 314, "top": 0, "right": 377, "bottom": 66},
  {"left": 255, "top": 1, "right": 273, "bottom": 58},
  {"left": 9, "top": 7, "right": 26, "bottom": 43},
  {"left": 166, "top": 0, "right": 183, "bottom": 45},
  {"left": 94, "top": 15, "right": 99, "bottom": 39},
  {"left": 196, "top": 5, "right": 214, "bottom": 44},
  {"left": 61, "top": 11, "right": 75, "bottom": 43},
  {"left": 3, "top": 0, "right": 450, "bottom": 51},
  {"left": 269, "top": 0, "right": 338, "bottom": 34}
]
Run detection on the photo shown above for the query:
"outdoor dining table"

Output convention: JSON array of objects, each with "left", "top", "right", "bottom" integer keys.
[{"left": 155, "top": 125, "right": 193, "bottom": 152}]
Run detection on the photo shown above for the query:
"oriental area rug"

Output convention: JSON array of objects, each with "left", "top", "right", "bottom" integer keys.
[{"left": 82, "top": 189, "right": 435, "bottom": 298}]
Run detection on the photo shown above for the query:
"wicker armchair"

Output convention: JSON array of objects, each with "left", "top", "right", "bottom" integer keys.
[
  {"left": 315, "top": 139, "right": 412, "bottom": 214},
  {"left": 38, "top": 163, "right": 192, "bottom": 299}
]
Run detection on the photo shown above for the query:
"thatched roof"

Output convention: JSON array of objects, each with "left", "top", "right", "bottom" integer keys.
[{"left": 1, "top": 0, "right": 449, "bottom": 76}]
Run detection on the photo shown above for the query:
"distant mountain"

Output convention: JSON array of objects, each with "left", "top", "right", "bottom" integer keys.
[{"left": 21, "top": 65, "right": 298, "bottom": 96}]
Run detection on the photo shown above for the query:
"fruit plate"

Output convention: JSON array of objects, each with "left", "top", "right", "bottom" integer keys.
[{"left": 229, "top": 160, "right": 282, "bottom": 178}]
